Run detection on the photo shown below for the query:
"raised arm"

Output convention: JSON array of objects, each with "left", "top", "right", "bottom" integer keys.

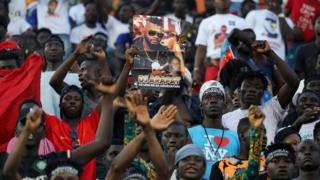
[
  {"left": 134, "top": 95, "right": 174, "bottom": 180},
  {"left": 3, "top": 107, "right": 42, "bottom": 180},
  {"left": 70, "top": 78, "right": 115, "bottom": 165},
  {"left": 193, "top": 45, "right": 206, "bottom": 85},
  {"left": 49, "top": 37, "right": 90, "bottom": 94},
  {"left": 251, "top": 41, "right": 300, "bottom": 108}
]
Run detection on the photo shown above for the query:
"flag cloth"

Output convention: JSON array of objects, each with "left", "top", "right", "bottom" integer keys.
[
  {"left": 0, "top": 53, "right": 44, "bottom": 151},
  {"left": 218, "top": 46, "right": 235, "bottom": 77}
]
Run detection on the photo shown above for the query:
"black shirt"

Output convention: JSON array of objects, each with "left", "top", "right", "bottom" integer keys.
[
  {"left": 133, "top": 37, "right": 172, "bottom": 70},
  {"left": 1, "top": 151, "right": 68, "bottom": 179},
  {"left": 294, "top": 42, "right": 320, "bottom": 77}
]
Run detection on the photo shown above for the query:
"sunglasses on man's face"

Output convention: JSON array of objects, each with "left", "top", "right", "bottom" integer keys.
[{"left": 148, "top": 30, "right": 164, "bottom": 38}]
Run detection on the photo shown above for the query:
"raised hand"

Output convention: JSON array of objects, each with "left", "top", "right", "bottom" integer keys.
[
  {"left": 125, "top": 46, "right": 138, "bottom": 66},
  {"left": 25, "top": 106, "right": 42, "bottom": 133},
  {"left": 124, "top": 91, "right": 138, "bottom": 115},
  {"left": 296, "top": 107, "right": 320, "bottom": 125},
  {"left": 75, "top": 36, "right": 93, "bottom": 55},
  {"left": 133, "top": 92, "right": 150, "bottom": 126},
  {"left": 248, "top": 105, "right": 265, "bottom": 129},
  {"left": 90, "top": 45, "right": 106, "bottom": 60},
  {"left": 151, "top": 105, "right": 177, "bottom": 131},
  {"left": 88, "top": 76, "right": 115, "bottom": 95},
  {"left": 251, "top": 40, "right": 271, "bottom": 54}
]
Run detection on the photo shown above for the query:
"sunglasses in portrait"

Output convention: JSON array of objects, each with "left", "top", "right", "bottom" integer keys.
[
  {"left": 148, "top": 30, "right": 164, "bottom": 38},
  {"left": 70, "top": 129, "right": 80, "bottom": 149}
]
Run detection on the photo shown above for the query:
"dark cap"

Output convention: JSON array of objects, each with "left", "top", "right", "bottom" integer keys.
[
  {"left": 44, "top": 35, "right": 64, "bottom": 49},
  {"left": 274, "top": 127, "right": 301, "bottom": 144},
  {"left": 236, "top": 70, "right": 268, "bottom": 90},
  {"left": 17, "top": 99, "right": 43, "bottom": 126}
]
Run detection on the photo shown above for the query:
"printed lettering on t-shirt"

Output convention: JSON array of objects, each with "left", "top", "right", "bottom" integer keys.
[
  {"left": 297, "top": 4, "right": 315, "bottom": 31},
  {"left": 203, "top": 135, "right": 229, "bottom": 161}
]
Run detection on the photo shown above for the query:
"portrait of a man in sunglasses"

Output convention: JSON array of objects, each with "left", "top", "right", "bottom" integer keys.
[{"left": 133, "top": 16, "right": 172, "bottom": 70}]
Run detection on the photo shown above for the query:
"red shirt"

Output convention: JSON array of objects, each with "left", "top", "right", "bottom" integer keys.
[
  {"left": 44, "top": 110, "right": 100, "bottom": 180},
  {"left": 285, "top": 0, "right": 320, "bottom": 42}
]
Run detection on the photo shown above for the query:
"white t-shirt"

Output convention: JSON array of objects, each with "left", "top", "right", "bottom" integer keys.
[
  {"left": 104, "top": 15, "right": 129, "bottom": 49},
  {"left": 37, "top": 0, "right": 71, "bottom": 34},
  {"left": 8, "top": 0, "right": 27, "bottom": 19},
  {"left": 41, "top": 72, "right": 81, "bottom": 117},
  {"left": 69, "top": 3, "right": 85, "bottom": 25},
  {"left": 222, "top": 96, "right": 285, "bottom": 145},
  {"left": 7, "top": 18, "right": 31, "bottom": 35},
  {"left": 299, "top": 120, "right": 320, "bottom": 140},
  {"left": 70, "top": 23, "right": 108, "bottom": 44},
  {"left": 195, "top": 13, "right": 248, "bottom": 59},
  {"left": 166, "top": 13, "right": 193, "bottom": 23},
  {"left": 245, "top": 9, "right": 294, "bottom": 60}
]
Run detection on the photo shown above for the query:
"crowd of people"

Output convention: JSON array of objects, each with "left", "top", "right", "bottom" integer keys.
[{"left": 0, "top": 0, "right": 320, "bottom": 179}]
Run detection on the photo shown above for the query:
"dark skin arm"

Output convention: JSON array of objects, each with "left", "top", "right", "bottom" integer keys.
[
  {"left": 3, "top": 83, "right": 115, "bottom": 178},
  {"left": 193, "top": 45, "right": 207, "bottom": 85},
  {"left": 106, "top": 132, "right": 145, "bottom": 180},
  {"left": 107, "top": 92, "right": 175, "bottom": 180},
  {"left": 49, "top": 37, "right": 91, "bottom": 94},
  {"left": 278, "top": 17, "right": 302, "bottom": 41},
  {"left": 252, "top": 41, "right": 300, "bottom": 108},
  {"left": 71, "top": 85, "right": 115, "bottom": 165}
]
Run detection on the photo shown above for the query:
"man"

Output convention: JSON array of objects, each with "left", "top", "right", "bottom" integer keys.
[
  {"left": 245, "top": 0, "right": 299, "bottom": 60},
  {"left": 174, "top": 144, "right": 206, "bottom": 180},
  {"left": 222, "top": 40, "right": 300, "bottom": 145},
  {"left": 166, "top": 0, "right": 193, "bottom": 23},
  {"left": 0, "top": 41, "right": 20, "bottom": 71},
  {"left": 103, "top": 139, "right": 123, "bottom": 173},
  {"left": 188, "top": 80, "right": 240, "bottom": 179},
  {"left": 285, "top": 0, "right": 320, "bottom": 43},
  {"left": 44, "top": 35, "right": 65, "bottom": 71},
  {"left": 161, "top": 121, "right": 188, "bottom": 174},
  {"left": 37, "top": 0, "right": 71, "bottom": 55},
  {"left": 106, "top": 92, "right": 176, "bottom": 180},
  {"left": 134, "top": 17, "right": 171, "bottom": 70},
  {"left": 50, "top": 37, "right": 134, "bottom": 117},
  {"left": 193, "top": 0, "right": 247, "bottom": 84},
  {"left": 294, "top": 16, "right": 320, "bottom": 78},
  {"left": 70, "top": 2, "right": 107, "bottom": 47},
  {"left": 41, "top": 35, "right": 80, "bottom": 117},
  {"left": 69, "top": 0, "right": 93, "bottom": 26},
  {"left": 296, "top": 139, "right": 320, "bottom": 180},
  {"left": 281, "top": 90, "right": 320, "bottom": 140},
  {"left": 264, "top": 143, "right": 296, "bottom": 180},
  {"left": 210, "top": 108, "right": 267, "bottom": 179},
  {"left": 2, "top": 80, "right": 115, "bottom": 179}
]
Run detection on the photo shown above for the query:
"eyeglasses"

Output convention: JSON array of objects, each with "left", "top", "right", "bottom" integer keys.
[
  {"left": 70, "top": 129, "right": 80, "bottom": 149},
  {"left": 148, "top": 30, "right": 164, "bottom": 38}
]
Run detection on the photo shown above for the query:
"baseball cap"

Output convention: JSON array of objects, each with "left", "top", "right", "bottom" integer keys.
[
  {"left": 199, "top": 80, "right": 225, "bottom": 102},
  {"left": 0, "top": 41, "right": 19, "bottom": 51},
  {"left": 175, "top": 144, "right": 206, "bottom": 166}
]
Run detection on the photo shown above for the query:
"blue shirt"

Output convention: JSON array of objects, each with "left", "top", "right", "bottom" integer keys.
[
  {"left": 115, "top": 32, "right": 133, "bottom": 47},
  {"left": 188, "top": 125, "right": 240, "bottom": 179}
]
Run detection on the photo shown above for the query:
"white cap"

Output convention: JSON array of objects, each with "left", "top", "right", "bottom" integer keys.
[{"left": 199, "top": 80, "right": 225, "bottom": 102}]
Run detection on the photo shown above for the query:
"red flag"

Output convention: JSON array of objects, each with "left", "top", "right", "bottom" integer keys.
[
  {"left": 218, "top": 47, "right": 235, "bottom": 76},
  {"left": 0, "top": 53, "right": 44, "bottom": 151}
]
